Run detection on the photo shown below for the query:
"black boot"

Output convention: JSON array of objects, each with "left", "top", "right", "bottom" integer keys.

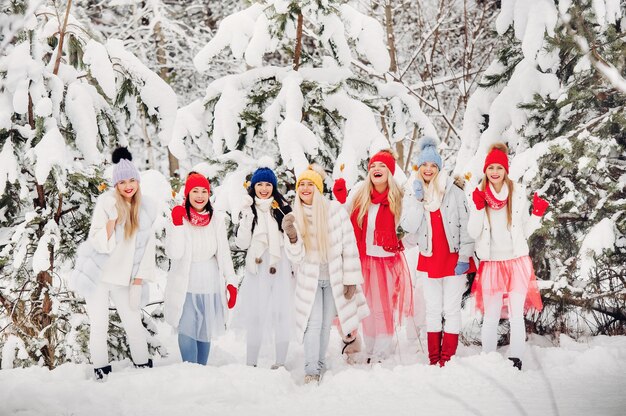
[
  {"left": 94, "top": 365, "right": 112, "bottom": 381},
  {"left": 508, "top": 357, "right": 522, "bottom": 371},
  {"left": 134, "top": 358, "right": 153, "bottom": 369}
]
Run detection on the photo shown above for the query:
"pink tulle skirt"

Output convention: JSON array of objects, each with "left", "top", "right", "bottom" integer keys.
[
  {"left": 361, "top": 253, "right": 414, "bottom": 338},
  {"left": 471, "top": 255, "right": 543, "bottom": 315}
]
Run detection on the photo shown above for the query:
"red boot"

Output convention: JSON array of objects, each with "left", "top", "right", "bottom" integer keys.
[
  {"left": 439, "top": 332, "right": 459, "bottom": 367},
  {"left": 427, "top": 332, "right": 442, "bottom": 365}
]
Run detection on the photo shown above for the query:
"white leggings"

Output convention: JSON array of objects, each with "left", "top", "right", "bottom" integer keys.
[
  {"left": 423, "top": 275, "right": 467, "bottom": 333},
  {"left": 85, "top": 282, "right": 149, "bottom": 368},
  {"left": 481, "top": 291, "right": 526, "bottom": 358}
]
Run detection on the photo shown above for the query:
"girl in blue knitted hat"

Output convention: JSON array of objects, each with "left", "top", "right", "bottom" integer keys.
[
  {"left": 72, "top": 147, "right": 157, "bottom": 380},
  {"left": 234, "top": 160, "right": 295, "bottom": 369},
  {"left": 402, "top": 137, "right": 476, "bottom": 367}
]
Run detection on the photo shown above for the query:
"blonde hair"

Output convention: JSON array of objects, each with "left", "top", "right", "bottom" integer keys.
[
  {"left": 115, "top": 186, "right": 142, "bottom": 239},
  {"left": 351, "top": 165, "right": 404, "bottom": 228},
  {"left": 294, "top": 164, "right": 329, "bottom": 262},
  {"left": 482, "top": 142, "right": 513, "bottom": 228}
]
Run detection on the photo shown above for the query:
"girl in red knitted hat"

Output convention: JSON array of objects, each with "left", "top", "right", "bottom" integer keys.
[
  {"left": 468, "top": 142, "right": 548, "bottom": 370},
  {"left": 164, "top": 172, "right": 238, "bottom": 365},
  {"left": 344, "top": 150, "right": 414, "bottom": 362}
]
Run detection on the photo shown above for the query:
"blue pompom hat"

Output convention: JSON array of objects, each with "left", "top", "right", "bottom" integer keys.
[
  {"left": 250, "top": 167, "right": 277, "bottom": 189},
  {"left": 416, "top": 136, "right": 442, "bottom": 170}
]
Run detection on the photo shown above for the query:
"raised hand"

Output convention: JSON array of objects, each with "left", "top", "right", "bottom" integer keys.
[
  {"left": 472, "top": 187, "right": 487, "bottom": 211},
  {"left": 412, "top": 179, "right": 424, "bottom": 201},
  {"left": 332, "top": 178, "right": 347, "bottom": 204},
  {"left": 171, "top": 205, "right": 187, "bottom": 226},
  {"left": 532, "top": 193, "right": 549, "bottom": 217},
  {"left": 282, "top": 213, "right": 298, "bottom": 243}
]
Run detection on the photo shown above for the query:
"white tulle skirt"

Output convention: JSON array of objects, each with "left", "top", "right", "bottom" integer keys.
[
  {"left": 178, "top": 259, "right": 225, "bottom": 342},
  {"left": 234, "top": 249, "right": 295, "bottom": 345}
]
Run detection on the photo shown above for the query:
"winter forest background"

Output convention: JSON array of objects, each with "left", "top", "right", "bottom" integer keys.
[{"left": 0, "top": 0, "right": 624, "bottom": 386}]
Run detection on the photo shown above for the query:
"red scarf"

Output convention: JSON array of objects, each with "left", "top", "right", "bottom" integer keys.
[
  {"left": 186, "top": 207, "right": 211, "bottom": 227},
  {"left": 484, "top": 185, "right": 507, "bottom": 210},
  {"left": 350, "top": 188, "right": 402, "bottom": 256}
]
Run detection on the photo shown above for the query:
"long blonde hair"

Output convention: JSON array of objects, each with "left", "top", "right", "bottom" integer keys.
[
  {"left": 351, "top": 166, "right": 404, "bottom": 228},
  {"left": 482, "top": 142, "right": 513, "bottom": 228},
  {"left": 294, "top": 184, "right": 330, "bottom": 262},
  {"left": 115, "top": 187, "right": 142, "bottom": 239}
]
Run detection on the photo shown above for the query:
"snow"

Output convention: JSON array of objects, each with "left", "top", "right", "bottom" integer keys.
[
  {"left": 495, "top": 0, "right": 558, "bottom": 61},
  {"left": 170, "top": 101, "right": 208, "bottom": 160},
  {"left": 339, "top": 4, "right": 390, "bottom": 72},
  {"left": 456, "top": 58, "right": 560, "bottom": 180},
  {"left": 212, "top": 82, "right": 249, "bottom": 154},
  {"left": 0, "top": 139, "right": 19, "bottom": 195},
  {"left": 244, "top": 12, "right": 273, "bottom": 68},
  {"left": 83, "top": 40, "right": 116, "bottom": 100},
  {"left": 320, "top": 13, "right": 353, "bottom": 67},
  {"left": 193, "top": 4, "right": 264, "bottom": 71},
  {"left": 377, "top": 80, "right": 439, "bottom": 142},
  {"left": 578, "top": 218, "right": 616, "bottom": 280},
  {"left": 65, "top": 82, "right": 102, "bottom": 164},
  {"left": 325, "top": 91, "right": 388, "bottom": 186},
  {"left": 604, "top": 0, "right": 622, "bottom": 25},
  {"left": 106, "top": 39, "right": 178, "bottom": 146},
  {"left": 32, "top": 221, "right": 59, "bottom": 274},
  {"left": 33, "top": 118, "right": 68, "bottom": 185},
  {"left": 263, "top": 71, "right": 320, "bottom": 174},
  {"left": 1, "top": 335, "right": 28, "bottom": 370},
  {"left": 1, "top": 327, "right": 625, "bottom": 415}
]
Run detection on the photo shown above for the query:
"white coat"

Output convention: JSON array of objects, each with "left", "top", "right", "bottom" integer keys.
[
  {"left": 71, "top": 191, "right": 157, "bottom": 296},
  {"left": 285, "top": 200, "right": 370, "bottom": 343},
  {"left": 164, "top": 212, "right": 237, "bottom": 329},
  {"left": 467, "top": 183, "right": 541, "bottom": 260}
]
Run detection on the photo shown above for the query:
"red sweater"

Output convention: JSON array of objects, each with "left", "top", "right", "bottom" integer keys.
[{"left": 417, "top": 209, "right": 476, "bottom": 278}]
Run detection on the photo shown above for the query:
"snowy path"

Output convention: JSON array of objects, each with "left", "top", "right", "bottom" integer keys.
[{"left": 1, "top": 329, "right": 625, "bottom": 416}]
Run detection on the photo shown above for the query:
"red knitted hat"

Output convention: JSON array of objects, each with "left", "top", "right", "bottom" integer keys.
[
  {"left": 369, "top": 151, "right": 396, "bottom": 175},
  {"left": 184, "top": 173, "right": 210, "bottom": 197},
  {"left": 483, "top": 148, "right": 509, "bottom": 173}
]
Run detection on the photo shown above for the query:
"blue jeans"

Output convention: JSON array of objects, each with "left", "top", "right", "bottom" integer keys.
[
  {"left": 178, "top": 333, "right": 211, "bottom": 365},
  {"left": 303, "top": 280, "right": 336, "bottom": 376}
]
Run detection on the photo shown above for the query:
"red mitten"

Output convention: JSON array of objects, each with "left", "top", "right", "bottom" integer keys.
[
  {"left": 472, "top": 187, "right": 487, "bottom": 210},
  {"left": 171, "top": 205, "right": 187, "bottom": 226},
  {"left": 226, "top": 284, "right": 238, "bottom": 309},
  {"left": 332, "top": 178, "right": 347, "bottom": 204},
  {"left": 532, "top": 192, "right": 549, "bottom": 216}
]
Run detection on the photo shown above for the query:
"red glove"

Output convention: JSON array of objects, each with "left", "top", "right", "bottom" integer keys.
[
  {"left": 332, "top": 178, "right": 347, "bottom": 204},
  {"left": 226, "top": 284, "right": 237, "bottom": 309},
  {"left": 532, "top": 193, "right": 549, "bottom": 216},
  {"left": 472, "top": 187, "right": 487, "bottom": 210},
  {"left": 171, "top": 205, "right": 187, "bottom": 226}
]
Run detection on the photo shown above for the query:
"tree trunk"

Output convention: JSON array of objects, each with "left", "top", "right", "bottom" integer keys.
[
  {"left": 384, "top": 1, "right": 397, "bottom": 73},
  {"left": 293, "top": 12, "right": 304, "bottom": 71},
  {"left": 153, "top": 20, "right": 179, "bottom": 177}
]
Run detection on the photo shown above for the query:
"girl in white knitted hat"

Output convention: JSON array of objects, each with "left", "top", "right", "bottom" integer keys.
[{"left": 72, "top": 147, "right": 157, "bottom": 380}]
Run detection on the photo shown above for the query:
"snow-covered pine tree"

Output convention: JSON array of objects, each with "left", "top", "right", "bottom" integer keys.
[
  {"left": 173, "top": 0, "right": 439, "bottom": 229},
  {"left": 0, "top": 0, "right": 177, "bottom": 368},
  {"left": 454, "top": 0, "right": 625, "bottom": 338},
  {"left": 361, "top": 0, "right": 501, "bottom": 166},
  {"left": 77, "top": 0, "right": 243, "bottom": 177}
]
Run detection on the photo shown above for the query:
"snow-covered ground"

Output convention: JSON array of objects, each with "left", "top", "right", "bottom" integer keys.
[{"left": 1, "top": 325, "right": 625, "bottom": 416}]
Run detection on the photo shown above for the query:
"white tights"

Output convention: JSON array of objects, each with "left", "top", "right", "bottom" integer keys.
[{"left": 481, "top": 291, "right": 526, "bottom": 358}]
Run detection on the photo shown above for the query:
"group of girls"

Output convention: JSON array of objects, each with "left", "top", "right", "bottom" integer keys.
[{"left": 73, "top": 138, "right": 548, "bottom": 382}]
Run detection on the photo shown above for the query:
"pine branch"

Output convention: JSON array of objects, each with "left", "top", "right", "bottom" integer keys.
[{"left": 53, "top": 0, "right": 73, "bottom": 75}]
